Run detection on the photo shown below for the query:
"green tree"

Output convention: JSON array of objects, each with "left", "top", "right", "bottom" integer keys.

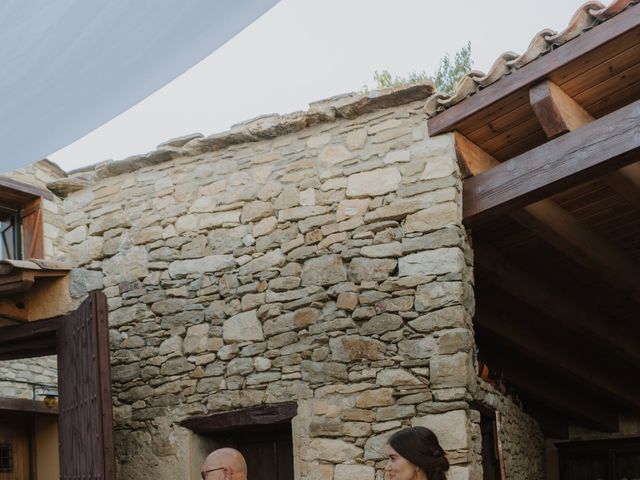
[{"left": 364, "top": 42, "right": 472, "bottom": 95}]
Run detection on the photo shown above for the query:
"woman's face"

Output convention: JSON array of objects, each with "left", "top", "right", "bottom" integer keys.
[{"left": 385, "top": 445, "right": 423, "bottom": 480}]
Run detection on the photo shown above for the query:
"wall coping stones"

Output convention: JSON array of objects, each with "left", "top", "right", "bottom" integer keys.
[{"left": 46, "top": 81, "right": 435, "bottom": 197}]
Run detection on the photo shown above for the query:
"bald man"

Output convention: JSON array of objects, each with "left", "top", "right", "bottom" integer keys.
[{"left": 201, "top": 447, "right": 248, "bottom": 480}]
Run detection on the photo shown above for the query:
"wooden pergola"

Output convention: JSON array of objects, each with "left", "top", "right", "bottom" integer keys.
[{"left": 428, "top": 3, "right": 640, "bottom": 437}]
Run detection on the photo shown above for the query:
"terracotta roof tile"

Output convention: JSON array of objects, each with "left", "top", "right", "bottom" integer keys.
[{"left": 425, "top": 0, "right": 640, "bottom": 117}]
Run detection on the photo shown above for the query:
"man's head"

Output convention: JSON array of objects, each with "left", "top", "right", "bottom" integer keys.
[{"left": 201, "top": 448, "right": 248, "bottom": 480}]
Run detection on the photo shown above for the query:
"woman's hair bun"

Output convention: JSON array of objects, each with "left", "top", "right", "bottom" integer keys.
[{"left": 388, "top": 427, "right": 449, "bottom": 480}]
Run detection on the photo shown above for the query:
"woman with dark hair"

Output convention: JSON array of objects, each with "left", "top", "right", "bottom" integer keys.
[{"left": 385, "top": 426, "right": 450, "bottom": 480}]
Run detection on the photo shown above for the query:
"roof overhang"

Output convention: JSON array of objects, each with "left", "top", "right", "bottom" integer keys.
[{"left": 428, "top": 0, "right": 640, "bottom": 438}]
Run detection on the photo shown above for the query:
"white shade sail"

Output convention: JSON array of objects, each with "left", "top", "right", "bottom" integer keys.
[{"left": 0, "top": 0, "right": 278, "bottom": 174}]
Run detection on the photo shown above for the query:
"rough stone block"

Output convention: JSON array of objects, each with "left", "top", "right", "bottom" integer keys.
[
  {"left": 361, "top": 242, "right": 402, "bottom": 258},
  {"left": 359, "top": 313, "right": 403, "bottom": 335},
  {"left": 336, "top": 291, "right": 359, "bottom": 311},
  {"left": 168, "top": 255, "right": 236, "bottom": 278},
  {"left": 399, "top": 248, "right": 464, "bottom": 277},
  {"left": 238, "top": 249, "right": 286, "bottom": 275},
  {"left": 349, "top": 258, "right": 397, "bottom": 283},
  {"left": 301, "top": 360, "right": 348, "bottom": 383},
  {"left": 408, "top": 306, "right": 467, "bottom": 333},
  {"left": 346, "top": 167, "right": 401, "bottom": 198},
  {"left": 334, "top": 465, "right": 375, "bottom": 480},
  {"left": 414, "top": 282, "right": 463, "bottom": 312},
  {"left": 241, "top": 201, "right": 274, "bottom": 223},
  {"left": 330, "top": 335, "right": 386, "bottom": 362},
  {"left": 336, "top": 199, "right": 369, "bottom": 222},
  {"left": 301, "top": 254, "right": 347, "bottom": 286},
  {"left": 183, "top": 324, "right": 210, "bottom": 354},
  {"left": 223, "top": 310, "right": 264, "bottom": 342},
  {"left": 411, "top": 409, "right": 468, "bottom": 450},
  {"left": 421, "top": 154, "right": 457, "bottom": 180},
  {"left": 404, "top": 202, "right": 459, "bottom": 233},
  {"left": 376, "top": 368, "right": 423, "bottom": 387},
  {"left": 437, "top": 328, "right": 473, "bottom": 355},
  {"left": 398, "top": 336, "right": 437, "bottom": 359},
  {"left": 430, "top": 352, "right": 474, "bottom": 389},
  {"left": 355, "top": 388, "right": 395, "bottom": 408}
]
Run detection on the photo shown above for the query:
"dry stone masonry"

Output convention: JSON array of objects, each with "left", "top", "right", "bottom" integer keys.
[
  {"left": 0, "top": 356, "right": 58, "bottom": 399},
  {"left": 36, "top": 84, "right": 543, "bottom": 480}
]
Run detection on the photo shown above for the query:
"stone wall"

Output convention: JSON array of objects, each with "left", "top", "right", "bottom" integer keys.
[
  {"left": 476, "top": 381, "right": 545, "bottom": 480},
  {"left": 0, "top": 356, "right": 58, "bottom": 399},
  {"left": 53, "top": 86, "right": 481, "bottom": 480}
]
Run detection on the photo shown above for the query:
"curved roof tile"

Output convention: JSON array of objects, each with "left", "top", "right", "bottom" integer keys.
[{"left": 425, "top": 0, "right": 640, "bottom": 117}]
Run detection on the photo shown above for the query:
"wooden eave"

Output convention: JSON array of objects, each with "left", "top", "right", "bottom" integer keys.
[
  {"left": 428, "top": 4, "right": 640, "bottom": 161},
  {"left": 432, "top": 3, "right": 640, "bottom": 438},
  {"left": 0, "top": 176, "right": 54, "bottom": 205},
  {"left": 0, "top": 259, "right": 72, "bottom": 323}
]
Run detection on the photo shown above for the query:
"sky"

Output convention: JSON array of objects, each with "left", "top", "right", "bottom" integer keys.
[{"left": 49, "top": 0, "right": 585, "bottom": 172}]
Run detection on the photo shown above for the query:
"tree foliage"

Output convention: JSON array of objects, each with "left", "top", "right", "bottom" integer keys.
[{"left": 364, "top": 42, "right": 473, "bottom": 95}]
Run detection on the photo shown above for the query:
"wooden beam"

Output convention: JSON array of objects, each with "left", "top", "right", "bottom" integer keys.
[
  {"left": 510, "top": 202, "right": 640, "bottom": 303},
  {"left": 427, "top": 5, "right": 640, "bottom": 135},
  {"left": 0, "top": 316, "right": 60, "bottom": 360},
  {"left": 529, "top": 80, "right": 640, "bottom": 209},
  {"left": 180, "top": 402, "right": 298, "bottom": 434},
  {"left": 456, "top": 134, "right": 640, "bottom": 302},
  {"left": 604, "top": 162, "right": 640, "bottom": 208},
  {"left": 463, "top": 98, "right": 640, "bottom": 223},
  {"left": 0, "top": 397, "right": 58, "bottom": 415},
  {"left": 478, "top": 333, "right": 619, "bottom": 432},
  {"left": 475, "top": 298, "right": 640, "bottom": 409},
  {"left": 0, "top": 316, "right": 60, "bottom": 344},
  {"left": 0, "top": 176, "right": 54, "bottom": 204},
  {"left": 529, "top": 80, "right": 595, "bottom": 138},
  {"left": 454, "top": 132, "right": 499, "bottom": 178},
  {"left": 474, "top": 242, "right": 640, "bottom": 368}
]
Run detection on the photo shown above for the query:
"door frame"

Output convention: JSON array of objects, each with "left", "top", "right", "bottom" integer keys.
[{"left": 0, "top": 291, "right": 115, "bottom": 479}]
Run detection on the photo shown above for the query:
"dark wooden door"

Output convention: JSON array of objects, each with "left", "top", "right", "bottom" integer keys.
[
  {"left": 0, "top": 417, "right": 32, "bottom": 480},
  {"left": 57, "top": 292, "right": 115, "bottom": 480},
  {"left": 230, "top": 428, "right": 294, "bottom": 480}
]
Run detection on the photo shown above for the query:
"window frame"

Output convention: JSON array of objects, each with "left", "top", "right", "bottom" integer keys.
[
  {"left": 0, "top": 205, "right": 22, "bottom": 260},
  {"left": 0, "top": 176, "right": 52, "bottom": 261}
]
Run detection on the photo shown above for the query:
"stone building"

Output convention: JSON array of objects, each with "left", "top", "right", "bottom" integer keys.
[{"left": 1, "top": 1, "right": 640, "bottom": 479}]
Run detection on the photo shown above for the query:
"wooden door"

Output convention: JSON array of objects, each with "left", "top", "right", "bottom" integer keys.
[
  {"left": 57, "top": 292, "right": 115, "bottom": 480},
  {"left": 228, "top": 428, "right": 294, "bottom": 480},
  {"left": 0, "top": 418, "right": 32, "bottom": 480}
]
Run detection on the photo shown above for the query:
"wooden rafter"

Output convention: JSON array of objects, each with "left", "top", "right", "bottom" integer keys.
[
  {"left": 474, "top": 242, "right": 640, "bottom": 368},
  {"left": 475, "top": 297, "right": 640, "bottom": 409},
  {"left": 463, "top": 98, "right": 640, "bottom": 224},
  {"left": 456, "top": 133, "right": 640, "bottom": 303},
  {"left": 530, "top": 79, "right": 640, "bottom": 209},
  {"left": 478, "top": 332, "right": 619, "bottom": 432}
]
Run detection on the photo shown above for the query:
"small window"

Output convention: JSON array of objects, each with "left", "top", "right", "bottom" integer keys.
[
  {"left": 0, "top": 205, "right": 22, "bottom": 260},
  {"left": 0, "top": 443, "right": 13, "bottom": 472}
]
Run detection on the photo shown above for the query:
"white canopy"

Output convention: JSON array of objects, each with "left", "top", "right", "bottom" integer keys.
[{"left": 0, "top": 0, "right": 278, "bottom": 173}]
